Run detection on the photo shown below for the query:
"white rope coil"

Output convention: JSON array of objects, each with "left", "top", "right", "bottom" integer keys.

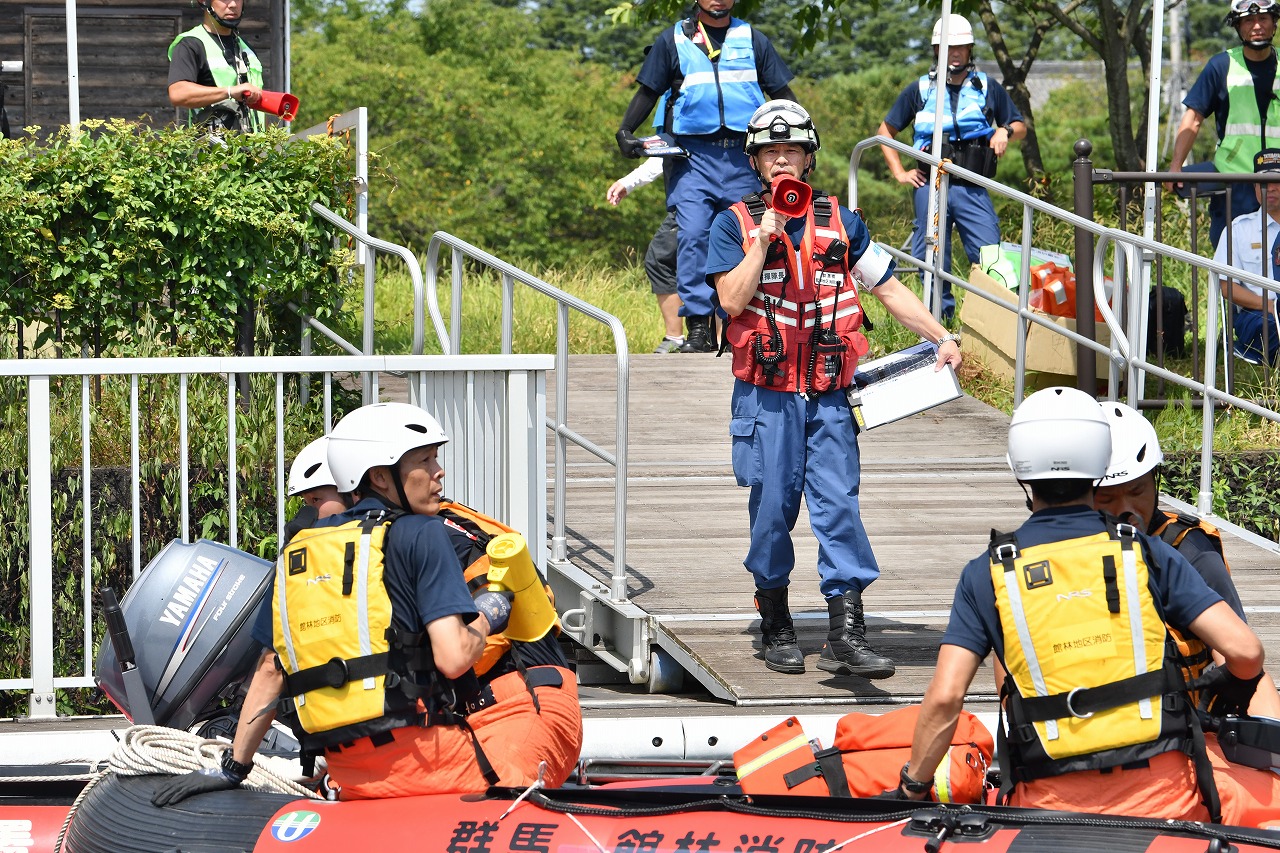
[
  {"left": 52, "top": 726, "right": 319, "bottom": 853},
  {"left": 108, "top": 724, "right": 320, "bottom": 799}
]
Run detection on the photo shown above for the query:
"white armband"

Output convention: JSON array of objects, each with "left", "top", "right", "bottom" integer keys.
[
  {"left": 852, "top": 240, "right": 893, "bottom": 288},
  {"left": 620, "top": 157, "right": 664, "bottom": 193}
]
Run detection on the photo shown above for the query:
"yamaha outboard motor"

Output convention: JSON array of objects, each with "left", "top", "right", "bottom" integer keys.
[{"left": 95, "top": 539, "right": 274, "bottom": 729}]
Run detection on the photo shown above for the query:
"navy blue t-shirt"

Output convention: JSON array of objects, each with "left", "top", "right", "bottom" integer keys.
[
  {"left": 637, "top": 21, "right": 793, "bottom": 99},
  {"left": 252, "top": 496, "right": 477, "bottom": 648},
  {"left": 942, "top": 505, "right": 1224, "bottom": 663},
  {"left": 1184, "top": 50, "right": 1279, "bottom": 143},
  {"left": 1174, "top": 525, "right": 1245, "bottom": 620},
  {"left": 704, "top": 199, "right": 895, "bottom": 286},
  {"left": 882, "top": 73, "right": 1023, "bottom": 138}
]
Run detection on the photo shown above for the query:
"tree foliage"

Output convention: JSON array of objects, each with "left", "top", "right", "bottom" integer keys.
[
  {"left": 292, "top": 4, "right": 665, "bottom": 265},
  {"left": 0, "top": 121, "right": 351, "bottom": 356}
]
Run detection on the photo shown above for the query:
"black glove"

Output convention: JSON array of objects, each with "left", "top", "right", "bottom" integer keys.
[
  {"left": 151, "top": 766, "right": 244, "bottom": 807},
  {"left": 616, "top": 129, "right": 645, "bottom": 159},
  {"left": 474, "top": 589, "right": 513, "bottom": 635},
  {"left": 875, "top": 785, "right": 913, "bottom": 800},
  {"left": 1204, "top": 669, "right": 1263, "bottom": 718}
]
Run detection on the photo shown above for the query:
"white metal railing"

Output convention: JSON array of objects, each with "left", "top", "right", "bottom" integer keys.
[
  {"left": 422, "top": 232, "right": 633, "bottom": 602},
  {"left": 849, "top": 136, "right": 1280, "bottom": 522},
  {"left": 4, "top": 353, "right": 550, "bottom": 718}
]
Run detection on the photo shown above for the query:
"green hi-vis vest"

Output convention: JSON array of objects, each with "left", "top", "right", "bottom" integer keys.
[
  {"left": 272, "top": 512, "right": 437, "bottom": 751},
  {"left": 989, "top": 519, "right": 1194, "bottom": 782},
  {"left": 168, "top": 24, "right": 264, "bottom": 132},
  {"left": 1214, "top": 46, "right": 1280, "bottom": 176}
]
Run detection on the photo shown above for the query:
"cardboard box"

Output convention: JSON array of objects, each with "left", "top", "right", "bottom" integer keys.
[
  {"left": 961, "top": 268, "right": 1111, "bottom": 391},
  {"left": 847, "top": 342, "right": 963, "bottom": 430}
]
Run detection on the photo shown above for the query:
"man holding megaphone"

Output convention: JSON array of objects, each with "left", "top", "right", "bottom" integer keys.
[
  {"left": 707, "top": 100, "right": 962, "bottom": 679},
  {"left": 168, "top": 0, "right": 265, "bottom": 132}
]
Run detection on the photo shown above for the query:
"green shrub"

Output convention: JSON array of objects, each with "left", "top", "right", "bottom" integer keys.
[{"left": 0, "top": 120, "right": 353, "bottom": 357}]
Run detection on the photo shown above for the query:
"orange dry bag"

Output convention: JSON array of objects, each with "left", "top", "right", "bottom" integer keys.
[{"left": 734, "top": 707, "right": 993, "bottom": 802}]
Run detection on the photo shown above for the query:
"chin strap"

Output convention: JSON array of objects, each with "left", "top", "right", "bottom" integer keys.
[{"left": 201, "top": 0, "right": 242, "bottom": 29}]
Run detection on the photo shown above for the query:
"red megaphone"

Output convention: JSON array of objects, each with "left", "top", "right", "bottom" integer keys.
[
  {"left": 253, "top": 90, "right": 300, "bottom": 122},
  {"left": 765, "top": 176, "right": 812, "bottom": 241},
  {"left": 770, "top": 176, "right": 812, "bottom": 217}
]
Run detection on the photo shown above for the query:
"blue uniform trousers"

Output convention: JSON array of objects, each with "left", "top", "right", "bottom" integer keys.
[
  {"left": 667, "top": 136, "right": 761, "bottom": 318},
  {"left": 728, "top": 379, "right": 880, "bottom": 598},
  {"left": 911, "top": 181, "right": 1000, "bottom": 318},
  {"left": 1232, "top": 306, "right": 1280, "bottom": 364}
]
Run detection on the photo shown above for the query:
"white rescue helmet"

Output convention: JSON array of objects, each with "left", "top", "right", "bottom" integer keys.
[
  {"left": 1101, "top": 402, "right": 1163, "bottom": 486},
  {"left": 1007, "top": 387, "right": 1111, "bottom": 481},
  {"left": 932, "top": 14, "right": 975, "bottom": 46},
  {"left": 326, "top": 402, "right": 449, "bottom": 493},
  {"left": 1227, "top": 0, "right": 1280, "bottom": 25},
  {"left": 287, "top": 436, "right": 336, "bottom": 496},
  {"left": 744, "top": 100, "right": 821, "bottom": 156}
]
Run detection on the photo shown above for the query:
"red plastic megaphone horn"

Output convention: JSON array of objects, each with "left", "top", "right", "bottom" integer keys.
[
  {"left": 253, "top": 90, "right": 300, "bottom": 122},
  {"left": 770, "top": 175, "right": 812, "bottom": 217}
]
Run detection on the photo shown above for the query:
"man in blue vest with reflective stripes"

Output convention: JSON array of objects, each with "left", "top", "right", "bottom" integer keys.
[
  {"left": 1170, "top": 0, "right": 1280, "bottom": 246},
  {"left": 168, "top": 0, "right": 264, "bottom": 132},
  {"left": 616, "top": 0, "right": 795, "bottom": 353},
  {"left": 877, "top": 15, "right": 1024, "bottom": 321}
]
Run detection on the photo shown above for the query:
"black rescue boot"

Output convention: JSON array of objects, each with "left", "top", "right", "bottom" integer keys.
[
  {"left": 679, "top": 315, "right": 716, "bottom": 353},
  {"left": 754, "top": 587, "right": 805, "bottom": 674},
  {"left": 817, "top": 589, "right": 896, "bottom": 679}
]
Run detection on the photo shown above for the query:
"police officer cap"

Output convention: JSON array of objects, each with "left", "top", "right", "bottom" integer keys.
[{"left": 1255, "top": 148, "right": 1280, "bottom": 173}]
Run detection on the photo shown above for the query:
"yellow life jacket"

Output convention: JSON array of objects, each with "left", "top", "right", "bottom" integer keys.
[
  {"left": 1153, "top": 511, "right": 1230, "bottom": 705},
  {"left": 989, "top": 519, "right": 1195, "bottom": 781},
  {"left": 272, "top": 510, "right": 439, "bottom": 750}
]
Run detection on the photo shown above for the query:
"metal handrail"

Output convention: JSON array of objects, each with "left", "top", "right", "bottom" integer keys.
[
  {"left": 848, "top": 134, "right": 1280, "bottom": 529},
  {"left": 308, "top": 202, "right": 428, "bottom": 358},
  {"left": 6, "top": 353, "right": 550, "bottom": 716},
  {"left": 423, "top": 232, "right": 633, "bottom": 602}
]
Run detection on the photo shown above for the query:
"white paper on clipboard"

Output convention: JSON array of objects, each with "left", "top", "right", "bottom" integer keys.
[{"left": 846, "top": 341, "right": 963, "bottom": 430}]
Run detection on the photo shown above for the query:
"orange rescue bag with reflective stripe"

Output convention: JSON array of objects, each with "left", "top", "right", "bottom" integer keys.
[{"left": 734, "top": 707, "right": 993, "bottom": 802}]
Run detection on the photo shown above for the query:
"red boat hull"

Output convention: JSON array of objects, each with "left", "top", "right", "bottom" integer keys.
[{"left": 6, "top": 775, "right": 1280, "bottom": 853}]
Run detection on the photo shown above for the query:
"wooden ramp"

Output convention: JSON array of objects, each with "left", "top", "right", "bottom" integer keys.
[{"left": 549, "top": 353, "right": 1280, "bottom": 710}]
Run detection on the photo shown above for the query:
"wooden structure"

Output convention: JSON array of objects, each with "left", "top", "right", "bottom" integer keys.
[
  {"left": 0, "top": 0, "right": 285, "bottom": 137},
  {"left": 549, "top": 354, "right": 1280, "bottom": 708}
]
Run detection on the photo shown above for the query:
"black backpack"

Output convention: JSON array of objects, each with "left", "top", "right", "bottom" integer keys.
[{"left": 1148, "top": 284, "right": 1189, "bottom": 358}]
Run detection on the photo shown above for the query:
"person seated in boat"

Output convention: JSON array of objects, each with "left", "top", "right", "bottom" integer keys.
[
  {"left": 281, "top": 435, "right": 351, "bottom": 546},
  {"left": 897, "top": 387, "right": 1266, "bottom": 823},
  {"left": 431, "top": 499, "right": 583, "bottom": 792},
  {"left": 152, "top": 403, "right": 578, "bottom": 803},
  {"left": 1095, "top": 401, "right": 1280, "bottom": 717}
]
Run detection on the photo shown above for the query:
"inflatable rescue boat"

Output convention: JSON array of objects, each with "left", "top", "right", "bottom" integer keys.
[{"left": 7, "top": 762, "right": 1280, "bottom": 853}]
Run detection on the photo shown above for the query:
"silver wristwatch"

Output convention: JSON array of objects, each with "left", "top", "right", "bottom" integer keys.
[{"left": 937, "top": 332, "right": 962, "bottom": 348}]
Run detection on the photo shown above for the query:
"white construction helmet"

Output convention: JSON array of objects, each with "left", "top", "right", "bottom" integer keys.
[
  {"left": 932, "top": 14, "right": 975, "bottom": 46},
  {"left": 287, "top": 436, "right": 337, "bottom": 496},
  {"left": 1101, "top": 402, "right": 1163, "bottom": 486},
  {"left": 744, "top": 99, "right": 821, "bottom": 156},
  {"left": 326, "top": 402, "right": 449, "bottom": 493},
  {"left": 1007, "top": 387, "right": 1111, "bottom": 481}
]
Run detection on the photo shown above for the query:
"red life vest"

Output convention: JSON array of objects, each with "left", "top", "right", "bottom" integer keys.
[{"left": 726, "top": 192, "right": 870, "bottom": 395}]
